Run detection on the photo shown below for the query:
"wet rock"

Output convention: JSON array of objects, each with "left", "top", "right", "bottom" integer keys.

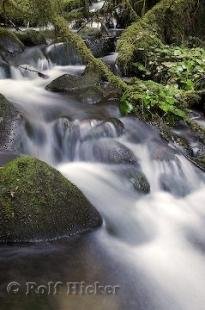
[
  {"left": 80, "top": 138, "right": 139, "bottom": 166},
  {"left": 171, "top": 119, "right": 205, "bottom": 171},
  {"left": 45, "top": 42, "right": 83, "bottom": 66},
  {"left": 0, "top": 156, "right": 102, "bottom": 243},
  {"left": 115, "top": 166, "right": 150, "bottom": 194},
  {"left": 46, "top": 73, "right": 103, "bottom": 105},
  {"left": 46, "top": 66, "right": 120, "bottom": 105},
  {"left": 82, "top": 118, "right": 124, "bottom": 141},
  {"left": 121, "top": 117, "right": 158, "bottom": 143},
  {"left": 126, "top": 170, "right": 150, "bottom": 194},
  {"left": 160, "top": 173, "right": 191, "bottom": 197},
  {"left": 0, "top": 94, "right": 20, "bottom": 152},
  {"left": 53, "top": 117, "right": 79, "bottom": 161}
]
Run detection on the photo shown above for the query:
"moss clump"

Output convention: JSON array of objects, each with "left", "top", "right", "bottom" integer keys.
[
  {"left": 15, "top": 29, "right": 48, "bottom": 46},
  {"left": 0, "top": 156, "right": 102, "bottom": 242}
]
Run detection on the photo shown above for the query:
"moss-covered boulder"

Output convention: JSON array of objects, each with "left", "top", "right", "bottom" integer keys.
[
  {"left": 0, "top": 156, "right": 102, "bottom": 243},
  {"left": 46, "top": 73, "right": 103, "bottom": 104},
  {"left": 0, "top": 94, "right": 20, "bottom": 151},
  {"left": 15, "top": 29, "right": 47, "bottom": 46}
]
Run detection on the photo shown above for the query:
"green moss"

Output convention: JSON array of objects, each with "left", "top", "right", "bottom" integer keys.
[
  {"left": 0, "top": 156, "right": 102, "bottom": 242},
  {"left": 14, "top": 29, "right": 51, "bottom": 46},
  {"left": 0, "top": 27, "right": 23, "bottom": 48}
]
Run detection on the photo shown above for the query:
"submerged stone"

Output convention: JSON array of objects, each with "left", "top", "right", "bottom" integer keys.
[
  {"left": 0, "top": 156, "right": 102, "bottom": 242},
  {"left": 80, "top": 138, "right": 139, "bottom": 166},
  {"left": 82, "top": 118, "right": 125, "bottom": 141},
  {"left": 115, "top": 166, "right": 150, "bottom": 194}
]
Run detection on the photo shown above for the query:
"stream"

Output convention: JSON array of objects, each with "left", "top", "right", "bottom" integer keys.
[{"left": 0, "top": 44, "right": 205, "bottom": 310}]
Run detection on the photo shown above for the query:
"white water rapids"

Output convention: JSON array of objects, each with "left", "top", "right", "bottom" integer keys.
[{"left": 0, "top": 45, "right": 205, "bottom": 310}]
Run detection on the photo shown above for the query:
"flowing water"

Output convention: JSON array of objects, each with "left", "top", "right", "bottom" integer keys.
[{"left": 0, "top": 45, "right": 205, "bottom": 310}]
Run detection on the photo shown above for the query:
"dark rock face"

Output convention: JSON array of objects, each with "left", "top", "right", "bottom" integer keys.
[
  {"left": 0, "top": 30, "right": 24, "bottom": 59},
  {"left": 46, "top": 73, "right": 103, "bottom": 105},
  {"left": 0, "top": 156, "right": 102, "bottom": 243},
  {"left": 171, "top": 118, "right": 205, "bottom": 171},
  {"left": 82, "top": 118, "right": 125, "bottom": 142},
  {"left": 0, "top": 94, "right": 20, "bottom": 152},
  {"left": 85, "top": 36, "right": 116, "bottom": 58},
  {"left": 112, "top": 165, "right": 150, "bottom": 194}
]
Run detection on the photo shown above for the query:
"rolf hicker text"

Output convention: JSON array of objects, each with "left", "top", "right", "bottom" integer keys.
[{"left": 7, "top": 281, "right": 120, "bottom": 296}]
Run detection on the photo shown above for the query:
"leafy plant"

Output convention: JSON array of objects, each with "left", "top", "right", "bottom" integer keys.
[{"left": 120, "top": 79, "right": 187, "bottom": 122}]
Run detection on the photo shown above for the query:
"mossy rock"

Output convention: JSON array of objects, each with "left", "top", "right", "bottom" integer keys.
[
  {"left": 46, "top": 73, "right": 103, "bottom": 104},
  {"left": 15, "top": 30, "right": 47, "bottom": 46},
  {"left": 0, "top": 28, "right": 24, "bottom": 58},
  {"left": 0, "top": 156, "right": 102, "bottom": 243}
]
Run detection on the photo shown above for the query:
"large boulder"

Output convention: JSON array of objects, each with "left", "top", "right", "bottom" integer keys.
[
  {"left": 0, "top": 156, "right": 102, "bottom": 243},
  {"left": 0, "top": 94, "right": 20, "bottom": 151},
  {"left": 15, "top": 29, "right": 47, "bottom": 46},
  {"left": 46, "top": 72, "right": 103, "bottom": 105}
]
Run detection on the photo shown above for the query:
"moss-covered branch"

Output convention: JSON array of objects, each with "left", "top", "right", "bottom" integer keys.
[{"left": 117, "top": 0, "right": 205, "bottom": 69}]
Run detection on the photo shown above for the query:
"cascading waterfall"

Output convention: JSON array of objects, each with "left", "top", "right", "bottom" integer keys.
[{"left": 0, "top": 45, "right": 205, "bottom": 310}]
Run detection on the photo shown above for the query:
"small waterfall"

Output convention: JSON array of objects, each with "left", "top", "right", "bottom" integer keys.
[
  {"left": 0, "top": 40, "right": 205, "bottom": 310},
  {"left": 45, "top": 42, "right": 83, "bottom": 66},
  {"left": 89, "top": 1, "right": 105, "bottom": 13}
]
